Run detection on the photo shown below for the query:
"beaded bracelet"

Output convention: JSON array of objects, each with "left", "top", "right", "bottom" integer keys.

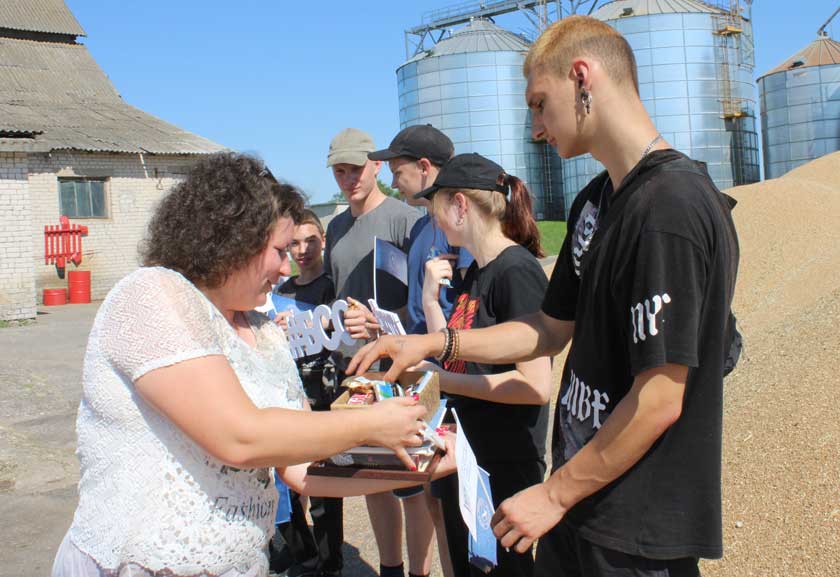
[
  {"left": 436, "top": 327, "right": 453, "bottom": 363},
  {"left": 449, "top": 328, "right": 461, "bottom": 363}
]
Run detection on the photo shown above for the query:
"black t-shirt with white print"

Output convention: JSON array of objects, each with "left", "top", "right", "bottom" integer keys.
[
  {"left": 542, "top": 149, "right": 739, "bottom": 560},
  {"left": 445, "top": 244, "right": 550, "bottom": 466}
]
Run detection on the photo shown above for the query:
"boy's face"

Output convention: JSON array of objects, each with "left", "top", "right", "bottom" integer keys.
[
  {"left": 526, "top": 68, "right": 584, "bottom": 158},
  {"left": 331, "top": 160, "right": 381, "bottom": 204},
  {"left": 289, "top": 223, "right": 324, "bottom": 273},
  {"left": 388, "top": 157, "right": 426, "bottom": 207}
]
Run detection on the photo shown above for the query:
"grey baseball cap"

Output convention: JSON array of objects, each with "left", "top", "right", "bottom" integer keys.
[{"left": 326, "top": 128, "right": 376, "bottom": 167}]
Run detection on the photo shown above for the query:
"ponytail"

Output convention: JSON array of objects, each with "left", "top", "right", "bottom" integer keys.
[
  {"left": 499, "top": 174, "right": 544, "bottom": 258},
  {"left": 433, "top": 174, "right": 544, "bottom": 258}
]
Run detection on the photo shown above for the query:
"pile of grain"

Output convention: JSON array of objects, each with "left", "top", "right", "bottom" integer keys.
[{"left": 702, "top": 151, "right": 840, "bottom": 576}]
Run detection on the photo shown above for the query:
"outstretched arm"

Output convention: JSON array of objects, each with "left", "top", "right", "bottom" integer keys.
[
  {"left": 432, "top": 355, "right": 552, "bottom": 405},
  {"left": 135, "top": 355, "right": 426, "bottom": 470},
  {"left": 348, "top": 311, "right": 573, "bottom": 382},
  {"left": 490, "top": 363, "right": 688, "bottom": 552}
]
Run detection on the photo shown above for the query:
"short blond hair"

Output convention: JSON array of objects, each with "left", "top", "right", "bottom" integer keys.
[{"left": 524, "top": 15, "right": 638, "bottom": 94}]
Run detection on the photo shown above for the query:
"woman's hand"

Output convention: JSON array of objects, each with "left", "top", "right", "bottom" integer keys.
[
  {"left": 365, "top": 397, "right": 427, "bottom": 470},
  {"left": 343, "top": 297, "right": 380, "bottom": 341},
  {"left": 423, "top": 255, "right": 455, "bottom": 306},
  {"left": 431, "top": 431, "right": 458, "bottom": 480},
  {"left": 347, "top": 333, "right": 444, "bottom": 382}
]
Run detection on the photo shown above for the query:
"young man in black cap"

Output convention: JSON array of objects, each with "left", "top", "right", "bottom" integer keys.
[
  {"left": 362, "top": 125, "right": 474, "bottom": 577},
  {"left": 349, "top": 14, "right": 740, "bottom": 577},
  {"left": 369, "top": 124, "right": 474, "bottom": 336}
]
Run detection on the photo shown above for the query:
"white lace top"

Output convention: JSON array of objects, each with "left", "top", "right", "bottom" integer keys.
[{"left": 66, "top": 267, "right": 305, "bottom": 576}]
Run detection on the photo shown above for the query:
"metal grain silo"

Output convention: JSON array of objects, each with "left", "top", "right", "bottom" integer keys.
[
  {"left": 397, "top": 18, "right": 564, "bottom": 219},
  {"left": 560, "top": 0, "right": 759, "bottom": 214},
  {"left": 758, "top": 35, "right": 840, "bottom": 179}
]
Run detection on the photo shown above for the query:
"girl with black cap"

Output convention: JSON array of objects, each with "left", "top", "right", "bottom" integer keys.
[{"left": 416, "top": 153, "right": 551, "bottom": 577}]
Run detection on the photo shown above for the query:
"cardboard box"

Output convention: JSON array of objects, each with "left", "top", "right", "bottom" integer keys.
[
  {"left": 332, "top": 370, "right": 440, "bottom": 420},
  {"left": 310, "top": 379, "right": 447, "bottom": 479},
  {"left": 307, "top": 452, "right": 442, "bottom": 481}
]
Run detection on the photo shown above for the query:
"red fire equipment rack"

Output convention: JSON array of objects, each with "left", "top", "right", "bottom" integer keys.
[{"left": 44, "top": 215, "right": 88, "bottom": 278}]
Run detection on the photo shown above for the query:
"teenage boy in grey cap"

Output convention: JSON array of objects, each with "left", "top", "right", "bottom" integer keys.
[
  {"left": 324, "top": 127, "right": 420, "bottom": 577},
  {"left": 325, "top": 128, "right": 419, "bottom": 318},
  {"left": 344, "top": 125, "right": 474, "bottom": 577}
]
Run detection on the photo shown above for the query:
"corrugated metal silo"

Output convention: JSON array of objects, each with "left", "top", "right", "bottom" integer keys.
[
  {"left": 758, "top": 35, "right": 840, "bottom": 179},
  {"left": 559, "top": 0, "right": 760, "bottom": 215},
  {"left": 396, "top": 19, "right": 564, "bottom": 219}
]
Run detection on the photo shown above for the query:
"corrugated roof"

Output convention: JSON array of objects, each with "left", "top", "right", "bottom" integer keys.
[
  {"left": 758, "top": 36, "right": 840, "bottom": 79},
  {"left": 0, "top": 37, "right": 225, "bottom": 155},
  {"left": 403, "top": 18, "right": 531, "bottom": 64},
  {"left": 0, "top": 0, "right": 85, "bottom": 37},
  {"left": 592, "top": 0, "right": 724, "bottom": 19}
]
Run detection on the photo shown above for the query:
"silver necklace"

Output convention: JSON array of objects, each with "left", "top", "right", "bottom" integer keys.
[{"left": 641, "top": 134, "right": 663, "bottom": 159}]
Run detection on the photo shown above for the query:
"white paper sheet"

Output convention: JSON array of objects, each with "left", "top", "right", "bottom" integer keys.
[
  {"left": 452, "top": 408, "right": 479, "bottom": 538},
  {"left": 368, "top": 299, "right": 406, "bottom": 336}
]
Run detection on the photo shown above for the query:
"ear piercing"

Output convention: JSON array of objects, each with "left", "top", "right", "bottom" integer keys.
[{"left": 580, "top": 87, "right": 592, "bottom": 114}]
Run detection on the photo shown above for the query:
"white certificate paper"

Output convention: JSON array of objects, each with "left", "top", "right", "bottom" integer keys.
[{"left": 452, "top": 408, "right": 479, "bottom": 537}]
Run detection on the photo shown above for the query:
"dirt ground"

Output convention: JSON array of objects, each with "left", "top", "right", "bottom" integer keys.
[{"left": 1, "top": 153, "right": 838, "bottom": 576}]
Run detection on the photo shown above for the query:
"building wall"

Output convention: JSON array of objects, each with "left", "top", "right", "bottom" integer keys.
[
  {"left": 28, "top": 151, "right": 199, "bottom": 302},
  {"left": 0, "top": 152, "right": 37, "bottom": 320}
]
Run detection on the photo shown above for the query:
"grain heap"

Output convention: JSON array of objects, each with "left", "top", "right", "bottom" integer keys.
[{"left": 703, "top": 151, "right": 840, "bottom": 576}]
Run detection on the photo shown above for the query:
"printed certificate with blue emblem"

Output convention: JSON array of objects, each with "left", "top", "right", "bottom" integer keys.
[{"left": 452, "top": 409, "right": 497, "bottom": 572}]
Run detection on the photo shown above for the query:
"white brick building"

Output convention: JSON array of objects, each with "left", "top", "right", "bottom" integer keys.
[{"left": 0, "top": 1, "right": 225, "bottom": 320}]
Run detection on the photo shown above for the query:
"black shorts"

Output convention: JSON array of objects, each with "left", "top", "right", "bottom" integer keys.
[
  {"left": 393, "top": 485, "right": 425, "bottom": 499},
  {"left": 535, "top": 520, "right": 701, "bottom": 577}
]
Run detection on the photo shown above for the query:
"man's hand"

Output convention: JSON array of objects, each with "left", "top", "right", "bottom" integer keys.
[
  {"left": 347, "top": 333, "right": 443, "bottom": 382},
  {"left": 491, "top": 482, "right": 567, "bottom": 553},
  {"left": 343, "top": 297, "right": 380, "bottom": 341}
]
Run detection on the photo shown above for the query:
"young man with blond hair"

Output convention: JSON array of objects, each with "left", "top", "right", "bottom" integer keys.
[
  {"left": 349, "top": 15, "right": 739, "bottom": 577},
  {"left": 325, "top": 128, "right": 421, "bottom": 577}
]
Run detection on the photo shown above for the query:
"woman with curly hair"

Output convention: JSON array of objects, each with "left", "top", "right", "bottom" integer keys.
[{"left": 51, "top": 152, "right": 454, "bottom": 577}]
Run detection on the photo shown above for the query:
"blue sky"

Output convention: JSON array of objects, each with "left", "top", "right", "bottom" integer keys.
[{"left": 65, "top": 1, "right": 840, "bottom": 204}]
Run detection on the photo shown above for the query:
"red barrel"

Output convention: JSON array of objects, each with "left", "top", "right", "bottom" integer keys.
[
  {"left": 68, "top": 270, "right": 91, "bottom": 304},
  {"left": 43, "top": 288, "right": 67, "bottom": 306}
]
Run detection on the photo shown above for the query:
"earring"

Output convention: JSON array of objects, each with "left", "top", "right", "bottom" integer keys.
[{"left": 580, "top": 87, "right": 592, "bottom": 114}]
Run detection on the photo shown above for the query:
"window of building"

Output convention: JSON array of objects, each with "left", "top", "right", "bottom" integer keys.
[{"left": 59, "top": 178, "right": 108, "bottom": 218}]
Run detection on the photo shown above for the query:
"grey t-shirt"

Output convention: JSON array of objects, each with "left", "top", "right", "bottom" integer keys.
[{"left": 325, "top": 196, "right": 420, "bottom": 312}]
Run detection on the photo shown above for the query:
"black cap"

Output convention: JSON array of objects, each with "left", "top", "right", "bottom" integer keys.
[
  {"left": 414, "top": 153, "right": 509, "bottom": 200},
  {"left": 368, "top": 124, "right": 454, "bottom": 166}
]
